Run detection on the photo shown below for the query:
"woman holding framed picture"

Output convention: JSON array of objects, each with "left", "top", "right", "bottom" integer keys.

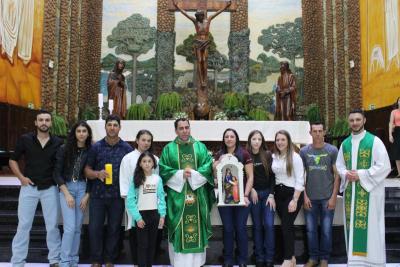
[{"left": 213, "top": 128, "right": 254, "bottom": 267}]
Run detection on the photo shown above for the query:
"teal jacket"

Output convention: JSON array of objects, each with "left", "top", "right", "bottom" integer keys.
[{"left": 126, "top": 174, "right": 166, "bottom": 225}]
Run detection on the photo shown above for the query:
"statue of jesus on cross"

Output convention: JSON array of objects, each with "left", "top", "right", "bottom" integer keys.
[{"left": 173, "top": 0, "right": 232, "bottom": 89}]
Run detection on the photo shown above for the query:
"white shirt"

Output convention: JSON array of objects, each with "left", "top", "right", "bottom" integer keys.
[
  {"left": 272, "top": 152, "right": 304, "bottom": 191},
  {"left": 119, "top": 149, "right": 159, "bottom": 230},
  {"left": 138, "top": 174, "right": 159, "bottom": 211},
  {"left": 119, "top": 150, "right": 159, "bottom": 197}
]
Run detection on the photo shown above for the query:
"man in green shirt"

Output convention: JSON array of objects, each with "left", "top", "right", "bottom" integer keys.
[{"left": 159, "top": 118, "right": 214, "bottom": 267}]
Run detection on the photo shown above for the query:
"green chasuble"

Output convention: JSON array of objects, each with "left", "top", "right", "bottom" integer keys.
[
  {"left": 159, "top": 136, "right": 215, "bottom": 253},
  {"left": 342, "top": 131, "right": 374, "bottom": 256}
]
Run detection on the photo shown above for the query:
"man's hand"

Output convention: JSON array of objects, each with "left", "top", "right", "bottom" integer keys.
[
  {"left": 345, "top": 170, "right": 359, "bottom": 182},
  {"left": 97, "top": 170, "right": 108, "bottom": 182},
  {"left": 183, "top": 167, "right": 192, "bottom": 179},
  {"left": 389, "top": 135, "right": 394, "bottom": 143},
  {"left": 303, "top": 194, "right": 312, "bottom": 210},
  {"left": 173, "top": 0, "right": 179, "bottom": 7},
  {"left": 20, "top": 176, "right": 34, "bottom": 186},
  {"left": 327, "top": 195, "right": 337, "bottom": 210}
]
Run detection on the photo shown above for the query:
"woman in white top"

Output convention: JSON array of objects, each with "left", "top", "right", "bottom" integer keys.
[
  {"left": 271, "top": 130, "right": 304, "bottom": 267},
  {"left": 119, "top": 129, "right": 159, "bottom": 262}
]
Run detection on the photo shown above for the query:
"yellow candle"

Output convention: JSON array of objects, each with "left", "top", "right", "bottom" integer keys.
[{"left": 105, "top": 163, "right": 113, "bottom": 185}]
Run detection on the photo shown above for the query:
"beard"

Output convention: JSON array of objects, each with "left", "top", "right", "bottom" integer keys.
[
  {"left": 351, "top": 124, "right": 364, "bottom": 134},
  {"left": 37, "top": 125, "right": 49, "bottom": 133}
]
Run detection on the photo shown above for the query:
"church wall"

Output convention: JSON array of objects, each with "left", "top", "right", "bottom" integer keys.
[
  {"left": 40, "top": 0, "right": 102, "bottom": 120},
  {"left": 303, "top": 0, "right": 362, "bottom": 127},
  {"left": 156, "top": 0, "right": 176, "bottom": 95},
  {"left": 360, "top": 0, "right": 400, "bottom": 110},
  {"left": 41, "top": 0, "right": 58, "bottom": 111}
]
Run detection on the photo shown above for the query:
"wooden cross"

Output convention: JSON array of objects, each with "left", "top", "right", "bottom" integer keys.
[{"left": 168, "top": 0, "right": 237, "bottom": 12}]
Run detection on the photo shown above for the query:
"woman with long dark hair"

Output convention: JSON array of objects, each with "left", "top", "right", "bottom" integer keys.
[
  {"left": 272, "top": 130, "right": 304, "bottom": 267},
  {"left": 53, "top": 120, "right": 93, "bottom": 267},
  {"left": 213, "top": 128, "right": 254, "bottom": 267},
  {"left": 389, "top": 97, "right": 400, "bottom": 177},
  {"left": 247, "top": 130, "right": 276, "bottom": 267}
]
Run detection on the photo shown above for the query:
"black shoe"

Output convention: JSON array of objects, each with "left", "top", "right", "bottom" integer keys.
[
  {"left": 49, "top": 264, "right": 59, "bottom": 267},
  {"left": 238, "top": 264, "right": 247, "bottom": 267},
  {"left": 222, "top": 265, "right": 233, "bottom": 267},
  {"left": 255, "top": 262, "right": 264, "bottom": 267},
  {"left": 265, "top": 262, "right": 274, "bottom": 267}
]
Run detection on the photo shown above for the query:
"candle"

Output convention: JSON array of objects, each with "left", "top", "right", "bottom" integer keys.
[
  {"left": 98, "top": 93, "right": 103, "bottom": 108},
  {"left": 108, "top": 99, "right": 114, "bottom": 113},
  {"left": 105, "top": 163, "right": 113, "bottom": 185}
]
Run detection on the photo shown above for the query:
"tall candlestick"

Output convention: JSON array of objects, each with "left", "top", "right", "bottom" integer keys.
[
  {"left": 108, "top": 99, "right": 114, "bottom": 114},
  {"left": 98, "top": 93, "right": 103, "bottom": 108}
]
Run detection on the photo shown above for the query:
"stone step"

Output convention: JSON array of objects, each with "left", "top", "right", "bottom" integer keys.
[
  {"left": 385, "top": 211, "right": 400, "bottom": 227},
  {"left": 0, "top": 185, "right": 20, "bottom": 198},
  {"left": 0, "top": 210, "right": 44, "bottom": 225},
  {"left": 385, "top": 199, "right": 400, "bottom": 212},
  {"left": 385, "top": 188, "right": 400, "bottom": 198},
  {"left": 0, "top": 224, "right": 48, "bottom": 242}
]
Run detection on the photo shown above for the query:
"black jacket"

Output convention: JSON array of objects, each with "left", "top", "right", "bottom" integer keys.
[{"left": 53, "top": 144, "right": 89, "bottom": 187}]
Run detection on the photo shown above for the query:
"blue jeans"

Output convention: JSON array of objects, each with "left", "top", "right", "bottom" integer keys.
[
  {"left": 11, "top": 185, "right": 61, "bottom": 267},
  {"left": 89, "top": 197, "right": 124, "bottom": 263},
  {"left": 250, "top": 189, "right": 275, "bottom": 263},
  {"left": 304, "top": 198, "right": 334, "bottom": 261},
  {"left": 218, "top": 205, "right": 250, "bottom": 265},
  {"left": 60, "top": 181, "right": 87, "bottom": 267}
]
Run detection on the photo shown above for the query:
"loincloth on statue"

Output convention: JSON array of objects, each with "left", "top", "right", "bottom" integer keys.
[{"left": 193, "top": 39, "right": 211, "bottom": 51}]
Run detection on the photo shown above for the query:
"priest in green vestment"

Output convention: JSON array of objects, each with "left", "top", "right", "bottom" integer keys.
[
  {"left": 159, "top": 118, "right": 215, "bottom": 267},
  {"left": 336, "top": 109, "right": 390, "bottom": 267}
]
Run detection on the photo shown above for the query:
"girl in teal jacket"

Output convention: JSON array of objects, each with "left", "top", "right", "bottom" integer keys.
[{"left": 126, "top": 151, "right": 166, "bottom": 267}]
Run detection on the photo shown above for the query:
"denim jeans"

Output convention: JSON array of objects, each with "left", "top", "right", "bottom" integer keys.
[
  {"left": 60, "top": 181, "right": 87, "bottom": 267},
  {"left": 304, "top": 198, "right": 334, "bottom": 261},
  {"left": 11, "top": 185, "right": 61, "bottom": 267},
  {"left": 89, "top": 197, "right": 124, "bottom": 263},
  {"left": 250, "top": 189, "right": 275, "bottom": 263},
  {"left": 218, "top": 205, "right": 250, "bottom": 265}
]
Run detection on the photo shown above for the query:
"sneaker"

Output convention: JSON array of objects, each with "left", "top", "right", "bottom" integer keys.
[
  {"left": 320, "top": 260, "right": 328, "bottom": 267},
  {"left": 303, "top": 259, "right": 318, "bottom": 267}
]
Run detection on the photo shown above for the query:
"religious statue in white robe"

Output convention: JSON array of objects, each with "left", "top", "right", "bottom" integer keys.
[
  {"left": 0, "top": 0, "right": 34, "bottom": 64},
  {"left": 336, "top": 130, "right": 391, "bottom": 267}
]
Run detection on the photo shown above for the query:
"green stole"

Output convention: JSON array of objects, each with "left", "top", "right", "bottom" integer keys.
[
  {"left": 342, "top": 131, "right": 374, "bottom": 256},
  {"left": 176, "top": 141, "right": 203, "bottom": 252}
]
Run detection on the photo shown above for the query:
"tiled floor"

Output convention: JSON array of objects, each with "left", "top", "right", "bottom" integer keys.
[{"left": 0, "top": 264, "right": 400, "bottom": 267}]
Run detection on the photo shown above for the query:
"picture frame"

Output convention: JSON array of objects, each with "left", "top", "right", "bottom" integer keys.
[{"left": 216, "top": 154, "right": 245, "bottom": 206}]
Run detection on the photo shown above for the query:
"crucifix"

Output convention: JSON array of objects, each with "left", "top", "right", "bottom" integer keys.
[{"left": 170, "top": 0, "right": 236, "bottom": 119}]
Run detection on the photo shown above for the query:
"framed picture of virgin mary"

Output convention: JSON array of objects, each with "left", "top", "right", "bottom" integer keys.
[{"left": 216, "top": 154, "right": 245, "bottom": 206}]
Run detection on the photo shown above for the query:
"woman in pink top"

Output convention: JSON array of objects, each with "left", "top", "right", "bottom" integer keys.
[{"left": 389, "top": 97, "right": 400, "bottom": 177}]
